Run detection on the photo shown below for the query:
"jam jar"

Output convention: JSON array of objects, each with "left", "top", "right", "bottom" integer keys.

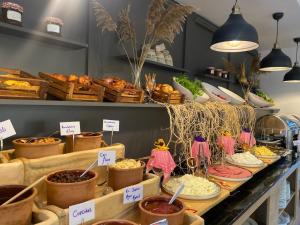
[
  {"left": 45, "top": 17, "right": 63, "bottom": 36},
  {"left": 2, "top": 2, "right": 23, "bottom": 26},
  {"left": 222, "top": 70, "right": 229, "bottom": 79},
  {"left": 207, "top": 67, "right": 215, "bottom": 75},
  {"left": 215, "top": 69, "right": 223, "bottom": 77}
]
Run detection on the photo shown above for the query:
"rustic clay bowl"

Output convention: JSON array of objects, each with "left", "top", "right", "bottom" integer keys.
[
  {"left": 0, "top": 185, "right": 37, "bottom": 225},
  {"left": 92, "top": 219, "right": 138, "bottom": 225},
  {"left": 45, "top": 169, "right": 98, "bottom": 209},
  {"left": 65, "top": 132, "right": 103, "bottom": 153},
  {"left": 13, "top": 137, "right": 62, "bottom": 159},
  {"left": 139, "top": 195, "right": 185, "bottom": 225},
  {"left": 108, "top": 161, "right": 145, "bottom": 191}
]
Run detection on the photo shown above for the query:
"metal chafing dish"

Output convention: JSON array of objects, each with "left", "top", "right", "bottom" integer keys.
[{"left": 255, "top": 114, "right": 300, "bottom": 152}]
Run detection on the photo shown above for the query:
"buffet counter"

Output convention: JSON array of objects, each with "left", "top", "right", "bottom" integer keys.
[{"left": 202, "top": 157, "right": 300, "bottom": 225}]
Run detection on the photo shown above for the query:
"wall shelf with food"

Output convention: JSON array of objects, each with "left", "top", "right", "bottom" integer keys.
[
  {"left": 0, "top": 67, "right": 48, "bottom": 100},
  {"left": 95, "top": 76, "right": 144, "bottom": 103},
  {"left": 39, "top": 72, "right": 104, "bottom": 102}
]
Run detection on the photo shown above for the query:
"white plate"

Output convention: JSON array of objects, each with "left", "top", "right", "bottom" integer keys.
[
  {"left": 218, "top": 86, "right": 245, "bottom": 105},
  {"left": 173, "top": 77, "right": 209, "bottom": 103},
  {"left": 162, "top": 178, "right": 221, "bottom": 200},
  {"left": 248, "top": 92, "right": 274, "bottom": 108},
  {"left": 202, "top": 82, "right": 230, "bottom": 103},
  {"left": 226, "top": 157, "right": 265, "bottom": 168}
]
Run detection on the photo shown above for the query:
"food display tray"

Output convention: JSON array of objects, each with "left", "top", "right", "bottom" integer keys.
[{"left": 225, "top": 157, "right": 265, "bottom": 168}]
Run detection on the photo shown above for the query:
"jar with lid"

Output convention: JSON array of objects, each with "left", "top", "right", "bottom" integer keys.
[
  {"left": 222, "top": 70, "right": 229, "bottom": 79},
  {"left": 214, "top": 69, "right": 223, "bottom": 77},
  {"left": 207, "top": 67, "right": 215, "bottom": 75},
  {"left": 45, "top": 17, "right": 64, "bottom": 36},
  {"left": 2, "top": 2, "right": 23, "bottom": 26}
]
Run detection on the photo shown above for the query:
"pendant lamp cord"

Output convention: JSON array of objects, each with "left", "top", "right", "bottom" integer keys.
[
  {"left": 296, "top": 42, "right": 299, "bottom": 63},
  {"left": 275, "top": 20, "right": 279, "bottom": 45}
]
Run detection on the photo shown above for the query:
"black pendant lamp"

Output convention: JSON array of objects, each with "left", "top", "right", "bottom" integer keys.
[
  {"left": 283, "top": 38, "right": 300, "bottom": 83},
  {"left": 210, "top": 0, "right": 259, "bottom": 53},
  {"left": 260, "top": 13, "right": 292, "bottom": 72}
]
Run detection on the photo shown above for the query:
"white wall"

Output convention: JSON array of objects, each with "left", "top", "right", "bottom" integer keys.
[{"left": 260, "top": 47, "right": 300, "bottom": 115}]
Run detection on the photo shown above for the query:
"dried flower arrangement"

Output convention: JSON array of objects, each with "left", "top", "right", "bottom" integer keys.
[
  {"left": 91, "top": 0, "right": 193, "bottom": 88},
  {"left": 163, "top": 101, "right": 256, "bottom": 170},
  {"left": 223, "top": 55, "right": 267, "bottom": 101}
]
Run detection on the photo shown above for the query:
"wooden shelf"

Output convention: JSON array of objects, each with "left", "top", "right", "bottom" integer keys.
[
  {"left": 118, "top": 55, "right": 189, "bottom": 73},
  {"left": 0, "top": 22, "right": 88, "bottom": 49},
  {"left": 279, "top": 192, "right": 295, "bottom": 216}
]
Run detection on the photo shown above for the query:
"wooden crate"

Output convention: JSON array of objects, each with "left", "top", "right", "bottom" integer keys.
[
  {"left": 0, "top": 67, "right": 36, "bottom": 79},
  {"left": 0, "top": 76, "right": 48, "bottom": 100},
  {"left": 96, "top": 80, "right": 144, "bottom": 103},
  {"left": 39, "top": 72, "right": 104, "bottom": 102},
  {"left": 152, "top": 90, "right": 184, "bottom": 104}
]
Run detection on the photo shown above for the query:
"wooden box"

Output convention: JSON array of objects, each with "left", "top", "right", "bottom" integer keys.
[
  {"left": 39, "top": 72, "right": 104, "bottom": 102},
  {"left": 96, "top": 80, "right": 144, "bottom": 103},
  {"left": 0, "top": 68, "right": 48, "bottom": 100},
  {"left": 152, "top": 90, "right": 184, "bottom": 104}
]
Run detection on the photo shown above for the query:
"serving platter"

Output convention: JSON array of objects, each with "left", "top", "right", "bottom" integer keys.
[
  {"left": 202, "top": 82, "right": 230, "bottom": 103},
  {"left": 218, "top": 86, "right": 245, "bottom": 105},
  {"left": 208, "top": 171, "right": 253, "bottom": 182},
  {"left": 225, "top": 156, "right": 265, "bottom": 168},
  {"left": 162, "top": 178, "right": 221, "bottom": 200}
]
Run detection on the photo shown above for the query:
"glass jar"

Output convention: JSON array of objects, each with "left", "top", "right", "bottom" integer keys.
[
  {"left": 215, "top": 69, "right": 223, "bottom": 77},
  {"left": 207, "top": 67, "right": 215, "bottom": 75},
  {"left": 45, "top": 17, "right": 64, "bottom": 36},
  {"left": 222, "top": 70, "right": 229, "bottom": 79},
  {"left": 1, "top": 2, "right": 23, "bottom": 26}
]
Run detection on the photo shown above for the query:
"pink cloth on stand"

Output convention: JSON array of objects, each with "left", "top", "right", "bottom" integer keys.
[
  {"left": 146, "top": 149, "right": 176, "bottom": 182},
  {"left": 217, "top": 136, "right": 236, "bottom": 156},
  {"left": 239, "top": 131, "right": 256, "bottom": 148},
  {"left": 191, "top": 141, "right": 211, "bottom": 165}
]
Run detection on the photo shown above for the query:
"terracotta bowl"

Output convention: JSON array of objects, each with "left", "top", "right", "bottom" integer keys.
[
  {"left": 45, "top": 169, "right": 98, "bottom": 209},
  {"left": 108, "top": 161, "right": 145, "bottom": 191},
  {"left": 13, "top": 137, "right": 62, "bottom": 159},
  {"left": 139, "top": 195, "right": 186, "bottom": 225},
  {"left": 0, "top": 185, "right": 37, "bottom": 225},
  {"left": 92, "top": 219, "right": 138, "bottom": 225},
  {"left": 65, "top": 132, "right": 103, "bottom": 153}
]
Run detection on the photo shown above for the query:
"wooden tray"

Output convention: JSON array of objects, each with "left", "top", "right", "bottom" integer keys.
[
  {"left": 152, "top": 90, "right": 184, "bottom": 104},
  {"left": 39, "top": 72, "right": 104, "bottom": 102},
  {"left": 96, "top": 80, "right": 144, "bottom": 103},
  {"left": 0, "top": 76, "right": 48, "bottom": 100}
]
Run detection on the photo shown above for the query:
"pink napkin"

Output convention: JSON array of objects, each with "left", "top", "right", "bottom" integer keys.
[
  {"left": 146, "top": 149, "right": 176, "bottom": 182},
  {"left": 217, "top": 136, "right": 236, "bottom": 156},
  {"left": 239, "top": 131, "right": 256, "bottom": 148},
  {"left": 191, "top": 141, "right": 211, "bottom": 165}
]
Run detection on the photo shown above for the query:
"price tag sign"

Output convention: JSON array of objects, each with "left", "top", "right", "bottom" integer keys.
[
  {"left": 60, "top": 121, "right": 81, "bottom": 136},
  {"left": 98, "top": 150, "right": 116, "bottom": 166},
  {"left": 103, "top": 120, "right": 120, "bottom": 132},
  {"left": 123, "top": 185, "right": 143, "bottom": 204},
  {"left": 150, "top": 219, "right": 168, "bottom": 225},
  {"left": 69, "top": 200, "right": 95, "bottom": 225},
  {"left": 0, "top": 120, "right": 16, "bottom": 140},
  {"left": 293, "top": 140, "right": 300, "bottom": 146}
]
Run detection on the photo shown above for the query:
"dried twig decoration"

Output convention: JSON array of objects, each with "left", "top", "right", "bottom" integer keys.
[{"left": 92, "top": 0, "right": 193, "bottom": 88}]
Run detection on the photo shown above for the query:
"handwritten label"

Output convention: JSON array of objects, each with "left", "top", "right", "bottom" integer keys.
[
  {"left": 47, "top": 24, "right": 60, "bottom": 34},
  {"left": 7, "top": 10, "right": 22, "bottom": 22},
  {"left": 103, "top": 120, "right": 119, "bottom": 132},
  {"left": 0, "top": 120, "right": 16, "bottom": 140},
  {"left": 69, "top": 200, "right": 95, "bottom": 225},
  {"left": 123, "top": 185, "right": 143, "bottom": 204},
  {"left": 60, "top": 121, "right": 81, "bottom": 136},
  {"left": 150, "top": 219, "right": 168, "bottom": 225},
  {"left": 293, "top": 140, "right": 300, "bottom": 146},
  {"left": 98, "top": 150, "right": 116, "bottom": 166}
]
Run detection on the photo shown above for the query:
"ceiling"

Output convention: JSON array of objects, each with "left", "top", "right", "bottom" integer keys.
[{"left": 177, "top": 0, "right": 300, "bottom": 51}]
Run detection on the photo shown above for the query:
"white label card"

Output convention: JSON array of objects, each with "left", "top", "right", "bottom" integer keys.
[
  {"left": 103, "top": 119, "right": 119, "bottom": 132},
  {"left": 123, "top": 185, "right": 143, "bottom": 204},
  {"left": 69, "top": 200, "right": 95, "bottom": 225},
  {"left": 47, "top": 24, "right": 60, "bottom": 33},
  {"left": 150, "top": 219, "right": 168, "bottom": 225},
  {"left": 7, "top": 10, "right": 22, "bottom": 22},
  {"left": 60, "top": 121, "right": 81, "bottom": 136},
  {"left": 98, "top": 150, "right": 116, "bottom": 166},
  {"left": 0, "top": 120, "right": 16, "bottom": 140},
  {"left": 293, "top": 140, "right": 300, "bottom": 146}
]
